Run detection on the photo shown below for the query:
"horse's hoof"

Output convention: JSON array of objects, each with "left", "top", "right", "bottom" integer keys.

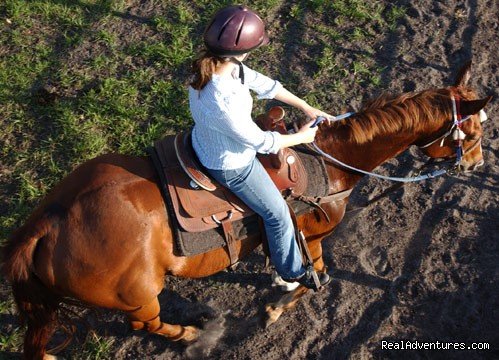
[
  {"left": 181, "top": 326, "right": 199, "bottom": 344},
  {"left": 264, "top": 304, "right": 283, "bottom": 328}
]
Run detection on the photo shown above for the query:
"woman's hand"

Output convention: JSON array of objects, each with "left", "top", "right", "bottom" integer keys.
[
  {"left": 301, "top": 103, "right": 335, "bottom": 122},
  {"left": 279, "top": 119, "right": 319, "bottom": 148},
  {"left": 297, "top": 119, "right": 319, "bottom": 143}
]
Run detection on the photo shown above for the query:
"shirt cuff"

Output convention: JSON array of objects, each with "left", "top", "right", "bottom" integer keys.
[
  {"left": 268, "top": 131, "right": 282, "bottom": 154},
  {"left": 256, "top": 80, "right": 283, "bottom": 100}
]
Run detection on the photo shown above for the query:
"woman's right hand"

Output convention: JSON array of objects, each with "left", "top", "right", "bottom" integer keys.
[
  {"left": 297, "top": 119, "right": 319, "bottom": 143},
  {"left": 278, "top": 119, "right": 319, "bottom": 149}
]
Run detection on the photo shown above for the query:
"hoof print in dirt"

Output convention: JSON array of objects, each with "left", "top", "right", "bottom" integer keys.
[
  {"left": 427, "top": 269, "right": 449, "bottom": 290},
  {"left": 360, "top": 246, "right": 391, "bottom": 276}
]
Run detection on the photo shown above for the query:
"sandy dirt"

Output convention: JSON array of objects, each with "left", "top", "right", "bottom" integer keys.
[{"left": 2, "top": 0, "right": 498, "bottom": 359}]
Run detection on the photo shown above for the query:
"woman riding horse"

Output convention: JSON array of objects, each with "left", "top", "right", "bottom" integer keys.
[
  {"left": 190, "top": 5, "right": 333, "bottom": 290},
  {"left": 0, "top": 6, "right": 491, "bottom": 359}
]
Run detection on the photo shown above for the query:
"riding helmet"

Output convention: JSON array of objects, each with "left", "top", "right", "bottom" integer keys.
[{"left": 204, "top": 5, "right": 269, "bottom": 56}]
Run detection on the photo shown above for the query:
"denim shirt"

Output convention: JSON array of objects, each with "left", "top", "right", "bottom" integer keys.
[{"left": 189, "top": 64, "right": 283, "bottom": 170}]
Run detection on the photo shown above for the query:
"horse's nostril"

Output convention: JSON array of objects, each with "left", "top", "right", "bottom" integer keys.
[{"left": 468, "top": 159, "right": 485, "bottom": 172}]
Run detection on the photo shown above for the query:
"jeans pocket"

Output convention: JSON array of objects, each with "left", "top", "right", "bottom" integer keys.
[{"left": 223, "top": 167, "right": 243, "bottom": 185}]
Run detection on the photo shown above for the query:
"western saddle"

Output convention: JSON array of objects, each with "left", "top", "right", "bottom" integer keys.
[{"left": 149, "top": 106, "right": 311, "bottom": 267}]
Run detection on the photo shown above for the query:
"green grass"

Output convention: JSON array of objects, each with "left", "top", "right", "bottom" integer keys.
[
  {"left": 386, "top": 4, "right": 407, "bottom": 31},
  {"left": 0, "top": 295, "right": 23, "bottom": 354},
  {"left": 0, "top": 326, "right": 24, "bottom": 353},
  {"left": 71, "top": 332, "right": 114, "bottom": 360},
  {"left": 0, "top": 297, "right": 14, "bottom": 315}
]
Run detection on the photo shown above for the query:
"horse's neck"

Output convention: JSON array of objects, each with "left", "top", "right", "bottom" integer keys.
[{"left": 317, "top": 107, "right": 433, "bottom": 191}]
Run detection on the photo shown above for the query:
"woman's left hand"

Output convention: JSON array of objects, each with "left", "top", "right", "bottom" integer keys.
[{"left": 302, "top": 104, "right": 335, "bottom": 122}]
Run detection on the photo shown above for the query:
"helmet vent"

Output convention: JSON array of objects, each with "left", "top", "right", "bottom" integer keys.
[
  {"left": 235, "top": 18, "right": 245, "bottom": 45},
  {"left": 218, "top": 15, "right": 236, "bottom": 41}
]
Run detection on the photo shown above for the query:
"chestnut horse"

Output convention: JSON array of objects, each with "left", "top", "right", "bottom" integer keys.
[{"left": 2, "top": 62, "right": 491, "bottom": 359}]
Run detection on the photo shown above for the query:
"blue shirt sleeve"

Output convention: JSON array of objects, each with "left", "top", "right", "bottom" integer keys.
[{"left": 242, "top": 64, "right": 283, "bottom": 100}]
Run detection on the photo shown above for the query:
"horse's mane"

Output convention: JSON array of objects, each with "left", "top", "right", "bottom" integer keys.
[{"left": 325, "top": 88, "right": 470, "bottom": 144}]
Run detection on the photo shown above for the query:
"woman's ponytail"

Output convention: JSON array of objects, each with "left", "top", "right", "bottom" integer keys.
[{"left": 190, "top": 50, "right": 227, "bottom": 90}]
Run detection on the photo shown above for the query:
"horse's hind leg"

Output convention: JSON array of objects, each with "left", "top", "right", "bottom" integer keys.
[{"left": 126, "top": 297, "right": 198, "bottom": 343}]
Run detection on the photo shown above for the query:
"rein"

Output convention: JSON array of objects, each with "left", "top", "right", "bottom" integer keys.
[
  {"left": 312, "top": 142, "right": 447, "bottom": 183},
  {"left": 311, "top": 95, "right": 482, "bottom": 182}
]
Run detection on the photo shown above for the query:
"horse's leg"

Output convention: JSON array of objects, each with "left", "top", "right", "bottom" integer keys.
[
  {"left": 309, "top": 240, "right": 327, "bottom": 273},
  {"left": 265, "top": 239, "right": 326, "bottom": 327},
  {"left": 126, "top": 297, "right": 198, "bottom": 343}
]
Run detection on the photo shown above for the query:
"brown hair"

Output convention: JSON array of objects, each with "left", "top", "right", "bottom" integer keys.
[{"left": 190, "top": 49, "right": 229, "bottom": 90}]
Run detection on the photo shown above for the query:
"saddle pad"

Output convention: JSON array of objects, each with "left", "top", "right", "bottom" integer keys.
[{"left": 175, "top": 214, "right": 261, "bottom": 256}]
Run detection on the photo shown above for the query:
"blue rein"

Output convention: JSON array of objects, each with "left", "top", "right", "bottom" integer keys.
[{"left": 311, "top": 113, "right": 449, "bottom": 183}]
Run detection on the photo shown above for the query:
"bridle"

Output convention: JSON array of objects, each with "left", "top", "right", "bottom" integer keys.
[
  {"left": 311, "top": 95, "right": 487, "bottom": 182},
  {"left": 418, "top": 95, "right": 486, "bottom": 169}
]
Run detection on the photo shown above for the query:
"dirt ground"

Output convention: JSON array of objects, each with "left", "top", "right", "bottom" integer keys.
[{"left": 2, "top": 0, "right": 498, "bottom": 359}]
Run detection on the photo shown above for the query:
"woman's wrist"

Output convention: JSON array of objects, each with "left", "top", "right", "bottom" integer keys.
[
  {"left": 293, "top": 131, "right": 306, "bottom": 143},
  {"left": 280, "top": 132, "right": 305, "bottom": 148}
]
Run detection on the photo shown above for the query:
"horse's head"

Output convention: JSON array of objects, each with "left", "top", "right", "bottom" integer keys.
[{"left": 417, "top": 61, "right": 492, "bottom": 172}]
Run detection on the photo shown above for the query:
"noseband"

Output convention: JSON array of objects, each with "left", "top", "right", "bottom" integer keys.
[{"left": 311, "top": 94, "right": 486, "bottom": 182}]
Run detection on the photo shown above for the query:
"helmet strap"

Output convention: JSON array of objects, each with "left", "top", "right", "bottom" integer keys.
[{"left": 230, "top": 58, "right": 245, "bottom": 84}]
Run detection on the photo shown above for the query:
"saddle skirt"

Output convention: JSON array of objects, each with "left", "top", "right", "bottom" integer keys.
[{"left": 150, "top": 131, "right": 308, "bottom": 233}]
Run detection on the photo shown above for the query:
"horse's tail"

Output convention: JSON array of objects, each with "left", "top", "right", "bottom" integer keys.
[{"left": 2, "top": 210, "right": 61, "bottom": 360}]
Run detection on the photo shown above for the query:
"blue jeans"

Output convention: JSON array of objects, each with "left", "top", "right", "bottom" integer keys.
[{"left": 206, "top": 158, "right": 305, "bottom": 279}]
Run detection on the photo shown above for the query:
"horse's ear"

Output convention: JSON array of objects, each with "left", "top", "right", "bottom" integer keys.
[
  {"left": 460, "top": 96, "right": 493, "bottom": 115},
  {"left": 454, "top": 60, "right": 472, "bottom": 87}
]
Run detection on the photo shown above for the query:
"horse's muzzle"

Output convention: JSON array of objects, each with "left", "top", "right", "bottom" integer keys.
[{"left": 459, "top": 158, "right": 485, "bottom": 172}]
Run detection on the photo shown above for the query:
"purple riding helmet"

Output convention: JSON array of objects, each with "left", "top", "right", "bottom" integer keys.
[{"left": 204, "top": 5, "right": 269, "bottom": 57}]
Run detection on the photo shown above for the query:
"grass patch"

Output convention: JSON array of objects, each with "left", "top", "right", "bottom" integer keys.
[
  {"left": 0, "top": 298, "right": 15, "bottom": 314},
  {"left": 0, "top": 327, "right": 24, "bottom": 353},
  {"left": 70, "top": 332, "right": 114, "bottom": 360}
]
